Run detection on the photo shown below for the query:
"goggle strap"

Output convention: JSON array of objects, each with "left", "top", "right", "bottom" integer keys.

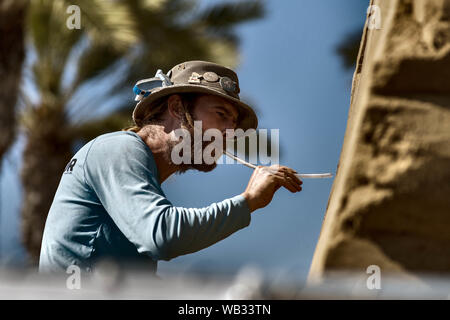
[
  {"left": 155, "top": 69, "right": 172, "bottom": 87},
  {"left": 133, "top": 69, "right": 172, "bottom": 101}
]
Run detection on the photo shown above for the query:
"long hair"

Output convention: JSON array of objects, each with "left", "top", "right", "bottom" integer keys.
[{"left": 123, "top": 93, "right": 199, "bottom": 133}]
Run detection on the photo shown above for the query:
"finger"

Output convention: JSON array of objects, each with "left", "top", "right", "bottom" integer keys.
[
  {"left": 278, "top": 166, "right": 301, "bottom": 179},
  {"left": 272, "top": 175, "right": 298, "bottom": 193},
  {"left": 285, "top": 175, "right": 302, "bottom": 192},
  {"left": 283, "top": 176, "right": 301, "bottom": 193},
  {"left": 283, "top": 169, "right": 303, "bottom": 186},
  {"left": 267, "top": 169, "right": 302, "bottom": 189},
  {"left": 267, "top": 166, "right": 301, "bottom": 181},
  {"left": 277, "top": 171, "right": 302, "bottom": 191},
  {"left": 281, "top": 169, "right": 303, "bottom": 191},
  {"left": 264, "top": 166, "right": 301, "bottom": 192}
]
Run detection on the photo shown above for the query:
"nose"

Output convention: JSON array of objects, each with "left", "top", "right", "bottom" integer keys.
[
  {"left": 222, "top": 128, "right": 236, "bottom": 140},
  {"left": 224, "top": 119, "right": 237, "bottom": 132},
  {"left": 220, "top": 118, "right": 237, "bottom": 139}
]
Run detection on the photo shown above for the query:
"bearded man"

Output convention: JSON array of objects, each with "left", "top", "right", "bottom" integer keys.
[{"left": 39, "top": 61, "right": 302, "bottom": 274}]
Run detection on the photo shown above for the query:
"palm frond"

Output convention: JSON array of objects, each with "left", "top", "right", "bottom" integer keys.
[
  {"left": 205, "top": 36, "right": 239, "bottom": 67},
  {"left": 71, "top": 106, "right": 133, "bottom": 142},
  {"left": 196, "top": 0, "right": 265, "bottom": 31},
  {"left": 159, "top": 0, "right": 198, "bottom": 22},
  {"left": 62, "top": 0, "right": 139, "bottom": 49},
  {"left": 28, "top": 0, "right": 83, "bottom": 97},
  {"left": 140, "top": 0, "right": 170, "bottom": 11},
  {"left": 69, "top": 40, "right": 126, "bottom": 94}
]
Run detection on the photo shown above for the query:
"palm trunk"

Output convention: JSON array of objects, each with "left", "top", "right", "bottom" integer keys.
[
  {"left": 21, "top": 106, "right": 72, "bottom": 263},
  {"left": 0, "top": 0, "right": 28, "bottom": 160}
]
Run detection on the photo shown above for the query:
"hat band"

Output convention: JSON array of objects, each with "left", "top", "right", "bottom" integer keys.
[
  {"left": 133, "top": 69, "right": 240, "bottom": 101},
  {"left": 187, "top": 71, "right": 240, "bottom": 96}
]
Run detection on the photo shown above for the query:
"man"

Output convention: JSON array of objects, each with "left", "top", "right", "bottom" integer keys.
[{"left": 39, "top": 61, "right": 302, "bottom": 274}]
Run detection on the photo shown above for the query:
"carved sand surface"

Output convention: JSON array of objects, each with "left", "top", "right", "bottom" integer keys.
[{"left": 309, "top": 0, "right": 450, "bottom": 285}]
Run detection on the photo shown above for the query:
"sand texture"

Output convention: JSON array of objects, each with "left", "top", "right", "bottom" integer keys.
[{"left": 308, "top": 0, "right": 450, "bottom": 284}]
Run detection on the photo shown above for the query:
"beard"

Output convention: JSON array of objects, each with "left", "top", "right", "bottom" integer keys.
[{"left": 163, "top": 123, "right": 221, "bottom": 175}]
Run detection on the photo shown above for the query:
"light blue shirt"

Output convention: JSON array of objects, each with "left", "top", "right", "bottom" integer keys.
[{"left": 39, "top": 131, "right": 251, "bottom": 273}]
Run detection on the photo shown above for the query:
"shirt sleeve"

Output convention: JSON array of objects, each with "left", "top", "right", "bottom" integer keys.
[{"left": 84, "top": 134, "right": 251, "bottom": 261}]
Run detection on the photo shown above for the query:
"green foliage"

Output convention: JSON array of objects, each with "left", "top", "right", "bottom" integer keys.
[
  {"left": 24, "top": 0, "right": 265, "bottom": 143},
  {"left": 73, "top": 108, "right": 133, "bottom": 142},
  {"left": 196, "top": 0, "right": 264, "bottom": 31}
]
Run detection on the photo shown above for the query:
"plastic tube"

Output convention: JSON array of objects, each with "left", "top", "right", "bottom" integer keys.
[{"left": 224, "top": 150, "right": 333, "bottom": 179}]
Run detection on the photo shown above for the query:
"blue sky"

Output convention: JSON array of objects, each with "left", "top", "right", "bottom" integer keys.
[{"left": 0, "top": 0, "right": 368, "bottom": 282}]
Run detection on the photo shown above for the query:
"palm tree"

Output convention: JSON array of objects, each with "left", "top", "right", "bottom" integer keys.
[
  {"left": 21, "top": 0, "right": 139, "bottom": 262},
  {"left": 20, "top": 0, "right": 265, "bottom": 263},
  {"left": 0, "top": 0, "right": 28, "bottom": 161}
]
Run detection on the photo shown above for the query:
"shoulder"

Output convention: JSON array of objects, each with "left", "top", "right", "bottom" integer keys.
[
  {"left": 87, "top": 131, "right": 151, "bottom": 158},
  {"left": 83, "top": 130, "right": 162, "bottom": 192},
  {"left": 93, "top": 131, "right": 145, "bottom": 149},
  {"left": 85, "top": 130, "right": 157, "bottom": 173}
]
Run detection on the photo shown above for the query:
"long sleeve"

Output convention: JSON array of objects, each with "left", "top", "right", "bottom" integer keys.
[{"left": 84, "top": 132, "right": 251, "bottom": 261}]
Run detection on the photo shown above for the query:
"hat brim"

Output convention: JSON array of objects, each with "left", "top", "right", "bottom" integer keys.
[{"left": 132, "top": 84, "right": 258, "bottom": 131}]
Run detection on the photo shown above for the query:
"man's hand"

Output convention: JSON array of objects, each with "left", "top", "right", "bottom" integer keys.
[{"left": 241, "top": 165, "right": 303, "bottom": 213}]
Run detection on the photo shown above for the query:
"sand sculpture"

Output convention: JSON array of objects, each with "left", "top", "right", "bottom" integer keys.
[{"left": 309, "top": 0, "right": 450, "bottom": 284}]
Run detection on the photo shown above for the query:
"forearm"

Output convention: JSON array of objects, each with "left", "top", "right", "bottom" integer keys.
[{"left": 152, "top": 194, "right": 251, "bottom": 260}]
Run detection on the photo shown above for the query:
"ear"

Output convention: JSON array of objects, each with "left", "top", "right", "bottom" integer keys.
[{"left": 167, "top": 94, "right": 184, "bottom": 120}]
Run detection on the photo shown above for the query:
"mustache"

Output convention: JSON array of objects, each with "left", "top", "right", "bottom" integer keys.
[
  {"left": 176, "top": 125, "right": 225, "bottom": 157},
  {"left": 165, "top": 128, "right": 220, "bottom": 174}
]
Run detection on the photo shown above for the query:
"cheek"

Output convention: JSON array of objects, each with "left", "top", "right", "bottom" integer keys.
[
  {"left": 203, "top": 118, "right": 222, "bottom": 131},
  {"left": 194, "top": 112, "right": 221, "bottom": 131},
  {"left": 198, "top": 115, "right": 211, "bottom": 126}
]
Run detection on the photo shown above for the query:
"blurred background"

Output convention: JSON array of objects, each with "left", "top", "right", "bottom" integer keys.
[{"left": 0, "top": 0, "right": 367, "bottom": 284}]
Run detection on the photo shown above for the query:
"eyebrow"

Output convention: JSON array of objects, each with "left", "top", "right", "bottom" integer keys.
[{"left": 214, "top": 106, "right": 238, "bottom": 123}]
